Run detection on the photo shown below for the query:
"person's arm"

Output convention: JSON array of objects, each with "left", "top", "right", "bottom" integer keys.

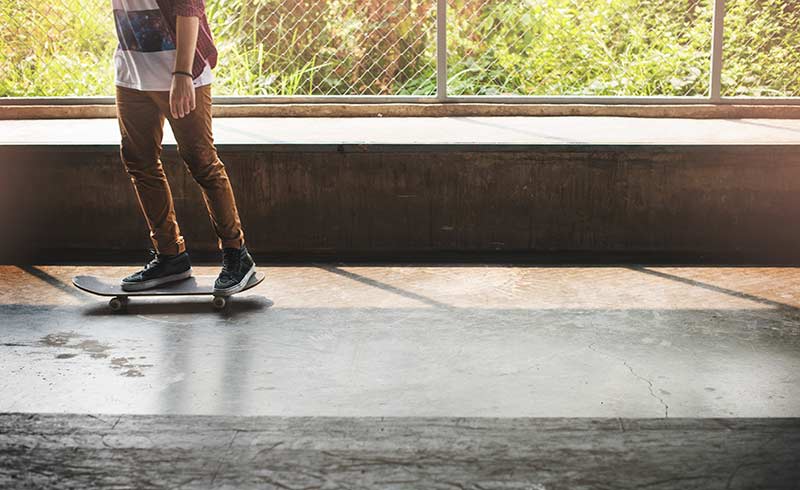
[{"left": 170, "top": 14, "right": 200, "bottom": 119}]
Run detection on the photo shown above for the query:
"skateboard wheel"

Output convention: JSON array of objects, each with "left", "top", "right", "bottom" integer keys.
[
  {"left": 109, "top": 297, "right": 127, "bottom": 312},
  {"left": 213, "top": 296, "right": 227, "bottom": 310}
]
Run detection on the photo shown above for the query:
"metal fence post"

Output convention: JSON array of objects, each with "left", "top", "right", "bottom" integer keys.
[
  {"left": 710, "top": 0, "right": 726, "bottom": 102},
  {"left": 436, "top": 0, "right": 447, "bottom": 102}
]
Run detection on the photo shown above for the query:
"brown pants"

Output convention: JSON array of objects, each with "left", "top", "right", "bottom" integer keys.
[{"left": 115, "top": 84, "right": 245, "bottom": 255}]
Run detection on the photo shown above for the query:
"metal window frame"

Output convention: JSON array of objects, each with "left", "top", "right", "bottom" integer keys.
[
  {"left": 3, "top": 0, "right": 799, "bottom": 106},
  {"left": 710, "top": 0, "right": 726, "bottom": 102}
]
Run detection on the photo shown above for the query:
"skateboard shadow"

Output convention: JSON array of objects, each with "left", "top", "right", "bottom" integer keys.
[{"left": 81, "top": 295, "right": 273, "bottom": 317}]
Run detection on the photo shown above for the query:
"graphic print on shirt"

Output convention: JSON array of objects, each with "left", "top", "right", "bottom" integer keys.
[
  {"left": 112, "top": 0, "right": 213, "bottom": 90},
  {"left": 113, "top": 9, "right": 175, "bottom": 53}
]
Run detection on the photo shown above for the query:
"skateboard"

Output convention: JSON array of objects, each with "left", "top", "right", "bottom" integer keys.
[{"left": 72, "top": 272, "right": 265, "bottom": 311}]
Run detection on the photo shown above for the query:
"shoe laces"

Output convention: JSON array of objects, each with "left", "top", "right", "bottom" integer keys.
[
  {"left": 142, "top": 249, "right": 164, "bottom": 272},
  {"left": 221, "top": 248, "right": 241, "bottom": 276}
]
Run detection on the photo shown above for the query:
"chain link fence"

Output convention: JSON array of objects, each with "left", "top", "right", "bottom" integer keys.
[
  {"left": 448, "top": 0, "right": 713, "bottom": 96},
  {"left": 0, "top": 0, "right": 798, "bottom": 98},
  {"left": 207, "top": 0, "right": 437, "bottom": 96},
  {"left": 722, "top": 0, "right": 800, "bottom": 97},
  {"left": 1, "top": 0, "right": 116, "bottom": 96}
]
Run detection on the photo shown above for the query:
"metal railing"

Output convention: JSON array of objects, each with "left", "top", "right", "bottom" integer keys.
[{"left": 1, "top": 0, "right": 798, "bottom": 104}]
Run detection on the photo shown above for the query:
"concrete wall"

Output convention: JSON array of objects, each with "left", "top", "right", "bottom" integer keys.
[{"left": 2, "top": 144, "right": 799, "bottom": 263}]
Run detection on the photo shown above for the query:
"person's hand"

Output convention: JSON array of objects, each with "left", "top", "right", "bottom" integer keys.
[{"left": 170, "top": 74, "right": 196, "bottom": 119}]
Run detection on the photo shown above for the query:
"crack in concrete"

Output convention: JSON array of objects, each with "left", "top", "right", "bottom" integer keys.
[
  {"left": 85, "top": 414, "right": 113, "bottom": 426},
  {"left": 621, "top": 359, "right": 669, "bottom": 418},
  {"left": 588, "top": 343, "right": 669, "bottom": 418},
  {"left": 210, "top": 429, "right": 241, "bottom": 487},
  {"left": 639, "top": 475, "right": 712, "bottom": 488},
  {"left": 725, "top": 432, "right": 780, "bottom": 489},
  {"left": 250, "top": 440, "right": 284, "bottom": 462}
]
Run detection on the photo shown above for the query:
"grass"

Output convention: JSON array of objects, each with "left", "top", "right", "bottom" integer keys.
[{"left": 0, "top": 0, "right": 797, "bottom": 97}]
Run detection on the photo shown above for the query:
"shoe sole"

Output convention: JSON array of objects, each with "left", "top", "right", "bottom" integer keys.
[
  {"left": 121, "top": 269, "right": 193, "bottom": 292},
  {"left": 213, "top": 264, "right": 256, "bottom": 296}
]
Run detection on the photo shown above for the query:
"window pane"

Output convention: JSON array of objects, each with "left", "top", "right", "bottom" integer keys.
[
  {"left": 722, "top": 0, "right": 800, "bottom": 97},
  {"left": 447, "top": 0, "right": 714, "bottom": 97}
]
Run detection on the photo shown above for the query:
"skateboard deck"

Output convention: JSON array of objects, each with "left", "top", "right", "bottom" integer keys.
[{"left": 72, "top": 272, "right": 265, "bottom": 311}]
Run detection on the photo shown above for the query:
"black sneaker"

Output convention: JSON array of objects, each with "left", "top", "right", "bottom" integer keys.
[
  {"left": 214, "top": 245, "right": 256, "bottom": 295},
  {"left": 121, "top": 249, "right": 193, "bottom": 291}
]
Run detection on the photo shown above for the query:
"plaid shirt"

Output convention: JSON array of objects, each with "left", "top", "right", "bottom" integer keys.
[{"left": 155, "top": 0, "right": 218, "bottom": 80}]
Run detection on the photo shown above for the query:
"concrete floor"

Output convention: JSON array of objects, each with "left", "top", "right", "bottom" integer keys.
[{"left": 2, "top": 264, "right": 800, "bottom": 417}]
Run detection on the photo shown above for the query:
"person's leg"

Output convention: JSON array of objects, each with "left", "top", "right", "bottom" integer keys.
[
  {"left": 116, "top": 85, "right": 192, "bottom": 291},
  {"left": 149, "top": 84, "right": 253, "bottom": 294},
  {"left": 148, "top": 85, "right": 245, "bottom": 251},
  {"left": 116, "top": 85, "right": 186, "bottom": 256}
]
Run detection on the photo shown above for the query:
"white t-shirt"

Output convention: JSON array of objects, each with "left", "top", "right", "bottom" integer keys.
[{"left": 112, "top": 0, "right": 213, "bottom": 91}]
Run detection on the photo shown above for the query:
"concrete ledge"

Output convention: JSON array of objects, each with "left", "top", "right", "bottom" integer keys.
[
  {"left": 3, "top": 116, "right": 800, "bottom": 147},
  {"left": 4, "top": 102, "right": 800, "bottom": 119},
  {"left": 2, "top": 116, "right": 799, "bottom": 263},
  {"left": 1, "top": 414, "right": 798, "bottom": 489},
  {"left": 3, "top": 146, "right": 800, "bottom": 263}
]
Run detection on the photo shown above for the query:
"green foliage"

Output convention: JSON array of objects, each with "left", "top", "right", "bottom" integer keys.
[
  {"left": 0, "top": 0, "right": 116, "bottom": 96},
  {"left": 0, "top": 0, "right": 797, "bottom": 97},
  {"left": 447, "top": 0, "right": 715, "bottom": 96},
  {"left": 721, "top": 0, "right": 800, "bottom": 96},
  {"left": 206, "top": 0, "right": 436, "bottom": 95}
]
